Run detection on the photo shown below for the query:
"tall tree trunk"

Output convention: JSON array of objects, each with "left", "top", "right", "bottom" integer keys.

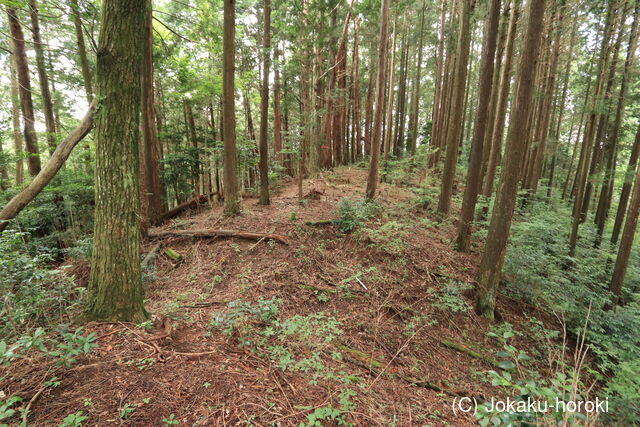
[
  {"left": 28, "top": 0, "right": 57, "bottom": 155},
  {"left": 609, "top": 122, "right": 640, "bottom": 308},
  {"left": 142, "top": 0, "right": 163, "bottom": 226},
  {"left": 524, "top": 5, "right": 563, "bottom": 194},
  {"left": 475, "top": 0, "right": 546, "bottom": 319},
  {"left": 8, "top": 37, "right": 24, "bottom": 186},
  {"left": 456, "top": 0, "right": 501, "bottom": 252},
  {"left": 438, "top": 0, "right": 473, "bottom": 215},
  {"left": 86, "top": 0, "right": 147, "bottom": 322},
  {"left": 612, "top": 125, "right": 640, "bottom": 246},
  {"left": 365, "top": 0, "right": 390, "bottom": 200},
  {"left": 258, "top": 0, "right": 271, "bottom": 205},
  {"left": 569, "top": 3, "right": 620, "bottom": 255},
  {"left": 407, "top": 0, "right": 427, "bottom": 156},
  {"left": 273, "top": 43, "right": 284, "bottom": 166},
  {"left": 383, "top": 16, "right": 397, "bottom": 163},
  {"left": 184, "top": 99, "right": 200, "bottom": 196},
  {"left": 7, "top": 8, "right": 42, "bottom": 177},
  {"left": 595, "top": 1, "right": 639, "bottom": 243},
  {"left": 428, "top": 0, "right": 448, "bottom": 168},
  {"left": 69, "top": 0, "right": 94, "bottom": 101},
  {"left": 223, "top": 0, "right": 240, "bottom": 215}
]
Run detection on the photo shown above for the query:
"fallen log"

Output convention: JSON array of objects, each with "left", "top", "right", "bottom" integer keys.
[
  {"left": 161, "top": 194, "right": 213, "bottom": 221},
  {"left": 0, "top": 102, "right": 96, "bottom": 233},
  {"left": 148, "top": 228, "right": 289, "bottom": 245},
  {"left": 440, "top": 338, "right": 499, "bottom": 368}
]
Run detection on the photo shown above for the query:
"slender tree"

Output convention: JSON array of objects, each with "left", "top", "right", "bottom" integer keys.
[
  {"left": 86, "top": 0, "right": 147, "bottom": 322},
  {"left": 438, "top": 0, "right": 473, "bottom": 215},
  {"left": 476, "top": 0, "right": 546, "bottom": 319},
  {"left": 7, "top": 8, "right": 41, "bottom": 177},
  {"left": 28, "top": 0, "right": 57, "bottom": 155},
  {"left": 69, "top": 0, "right": 94, "bottom": 101},
  {"left": 609, "top": 122, "right": 640, "bottom": 308},
  {"left": 258, "top": 0, "right": 271, "bottom": 205},
  {"left": 142, "top": 0, "right": 163, "bottom": 226},
  {"left": 364, "top": 0, "right": 390, "bottom": 200},
  {"left": 223, "top": 0, "right": 240, "bottom": 215},
  {"left": 8, "top": 36, "right": 24, "bottom": 185},
  {"left": 456, "top": 0, "right": 501, "bottom": 251}
]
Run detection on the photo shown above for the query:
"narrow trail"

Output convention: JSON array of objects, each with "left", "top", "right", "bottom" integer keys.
[{"left": 11, "top": 167, "right": 563, "bottom": 426}]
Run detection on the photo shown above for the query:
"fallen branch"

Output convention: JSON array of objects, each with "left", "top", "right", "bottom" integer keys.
[
  {"left": 305, "top": 219, "right": 335, "bottom": 226},
  {"left": 337, "top": 342, "right": 463, "bottom": 396},
  {"left": 141, "top": 243, "right": 162, "bottom": 269},
  {"left": 0, "top": 102, "right": 96, "bottom": 233},
  {"left": 161, "top": 194, "right": 213, "bottom": 221},
  {"left": 149, "top": 229, "right": 289, "bottom": 245}
]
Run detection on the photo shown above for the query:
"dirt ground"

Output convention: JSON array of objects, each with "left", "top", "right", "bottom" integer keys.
[{"left": 3, "top": 166, "right": 570, "bottom": 426}]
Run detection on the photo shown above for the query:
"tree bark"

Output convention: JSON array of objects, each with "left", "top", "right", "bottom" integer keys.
[
  {"left": 595, "top": 1, "right": 639, "bottom": 244},
  {"left": 86, "top": 0, "right": 147, "bottom": 322},
  {"left": 223, "top": 0, "right": 240, "bottom": 215},
  {"left": 28, "top": 0, "right": 57, "bottom": 155},
  {"left": 364, "top": 0, "right": 390, "bottom": 200},
  {"left": 475, "top": 0, "right": 546, "bottom": 319},
  {"left": 438, "top": 0, "right": 473, "bottom": 215},
  {"left": 69, "top": 0, "right": 94, "bottom": 101},
  {"left": 142, "top": 0, "right": 163, "bottom": 227},
  {"left": 273, "top": 43, "right": 283, "bottom": 166},
  {"left": 407, "top": 0, "right": 427, "bottom": 156},
  {"left": 258, "top": 0, "right": 271, "bottom": 205},
  {"left": 7, "top": 8, "right": 42, "bottom": 177},
  {"left": 456, "top": 0, "right": 501, "bottom": 251},
  {"left": 609, "top": 122, "right": 640, "bottom": 308},
  {"left": 8, "top": 36, "right": 24, "bottom": 186}
]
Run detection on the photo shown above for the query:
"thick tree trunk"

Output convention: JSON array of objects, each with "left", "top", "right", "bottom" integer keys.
[
  {"left": 455, "top": 0, "right": 501, "bottom": 252},
  {"left": 7, "top": 8, "right": 42, "bottom": 177},
  {"left": 475, "top": 0, "right": 546, "bottom": 319},
  {"left": 365, "top": 0, "right": 390, "bottom": 200},
  {"left": 438, "top": 0, "right": 473, "bottom": 215},
  {"left": 142, "top": 0, "right": 163, "bottom": 227},
  {"left": 0, "top": 104, "right": 95, "bottom": 233},
  {"left": 28, "top": 0, "right": 57, "bottom": 155},
  {"left": 258, "top": 0, "right": 271, "bottom": 205},
  {"left": 86, "top": 0, "right": 147, "bottom": 323}
]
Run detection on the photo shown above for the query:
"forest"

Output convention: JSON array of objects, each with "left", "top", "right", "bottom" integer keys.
[{"left": 0, "top": 0, "right": 639, "bottom": 425}]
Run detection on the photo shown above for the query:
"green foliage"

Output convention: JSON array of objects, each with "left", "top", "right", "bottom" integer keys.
[
  {"left": 0, "top": 395, "right": 22, "bottom": 425},
  {"left": 360, "top": 221, "right": 408, "bottom": 256},
  {"left": 427, "top": 279, "right": 472, "bottom": 313},
  {"left": 334, "top": 198, "right": 379, "bottom": 233},
  {"left": 209, "top": 297, "right": 282, "bottom": 347},
  {"left": 0, "top": 230, "right": 86, "bottom": 338},
  {"left": 502, "top": 196, "right": 640, "bottom": 423},
  {"left": 58, "top": 411, "right": 88, "bottom": 427}
]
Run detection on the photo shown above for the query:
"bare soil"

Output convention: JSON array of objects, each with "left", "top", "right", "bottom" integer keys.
[{"left": 4, "top": 167, "right": 569, "bottom": 426}]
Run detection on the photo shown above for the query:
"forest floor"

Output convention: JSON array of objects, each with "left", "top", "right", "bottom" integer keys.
[{"left": 7, "top": 166, "right": 571, "bottom": 426}]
